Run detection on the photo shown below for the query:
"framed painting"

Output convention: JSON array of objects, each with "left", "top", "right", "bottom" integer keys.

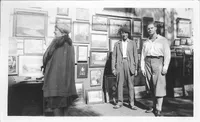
[
  {"left": 8, "top": 55, "right": 18, "bottom": 75},
  {"left": 13, "top": 9, "right": 47, "bottom": 37},
  {"left": 75, "top": 82, "right": 84, "bottom": 100},
  {"left": 76, "top": 8, "right": 89, "bottom": 21},
  {"left": 174, "top": 39, "right": 181, "bottom": 46},
  {"left": 73, "top": 22, "right": 90, "bottom": 43},
  {"left": 109, "top": 38, "right": 119, "bottom": 52},
  {"left": 132, "top": 18, "right": 142, "bottom": 34},
  {"left": 18, "top": 56, "right": 43, "bottom": 77},
  {"left": 24, "top": 39, "right": 43, "bottom": 55},
  {"left": 89, "top": 51, "right": 108, "bottom": 67},
  {"left": 104, "top": 75, "right": 117, "bottom": 103},
  {"left": 108, "top": 18, "right": 131, "bottom": 37},
  {"left": 86, "top": 89, "right": 104, "bottom": 104},
  {"left": 155, "top": 21, "right": 165, "bottom": 36},
  {"left": 77, "top": 45, "right": 88, "bottom": 62},
  {"left": 90, "top": 69, "right": 103, "bottom": 87},
  {"left": 91, "top": 34, "right": 109, "bottom": 50},
  {"left": 176, "top": 18, "right": 191, "bottom": 38},
  {"left": 92, "top": 15, "right": 108, "bottom": 31},
  {"left": 56, "top": 17, "right": 71, "bottom": 33},
  {"left": 77, "top": 63, "right": 88, "bottom": 78},
  {"left": 57, "top": 8, "right": 69, "bottom": 16},
  {"left": 132, "top": 36, "right": 142, "bottom": 53},
  {"left": 180, "top": 38, "right": 187, "bottom": 45},
  {"left": 142, "top": 17, "right": 154, "bottom": 38}
]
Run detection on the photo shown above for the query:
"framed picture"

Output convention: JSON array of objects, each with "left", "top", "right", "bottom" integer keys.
[
  {"left": 8, "top": 55, "right": 18, "bottom": 75},
  {"left": 176, "top": 18, "right": 191, "bottom": 38},
  {"left": 104, "top": 75, "right": 117, "bottom": 103},
  {"left": 18, "top": 56, "right": 43, "bottom": 77},
  {"left": 174, "top": 39, "right": 181, "bottom": 46},
  {"left": 56, "top": 18, "right": 71, "bottom": 33},
  {"left": 142, "top": 17, "right": 154, "bottom": 38},
  {"left": 91, "top": 34, "right": 109, "bottom": 50},
  {"left": 86, "top": 89, "right": 104, "bottom": 104},
  {"left": 77, "top": 45, "right": 88, "bottom": 62},
  {"left": 73, "top": 22, "right": 90, "bottom": 43},
  {"left": 75, "top": 82, "right": 84, "bottom": 100},
  {"left": 109, "top": 38, "right": 119, "bottom": 52},
  {"left": 90, "top": 69, "right": 103, "bottom": 87},
  {"left": 77, "top": 63, "right": 88, "bottom": 78},
  {"left": 24, "top": 39, "right": 43, "bottom": 55},
  {"left": 76, "top": 8, "right": 89, "bottom": 21},
  {"left": 175, "top": 48, "right": 183, "bottom": 56},
  {"left": 90, "top": 51, "right": 108, "bottom": 67},
  {"left": 155, "top": 21, "right": 165, "bottom": 36},
  {"left": 57, "top": 8, "right": 69, "bottom": 16},
  {"left": 180, "top": 38, "right": 187, "bottom": 45},
  {"left": 108, "top": 18, "right": 131, "bottom": 37},
  {"left": 13, "top": 9, "right": 47, "bottom": 37},
  {"left": 132, "top": 18, "right": 142, "bottom": 34},
  {"left": 132, "top": 36, "right": 142, "bottom": 53},
  {"left": 186, "top": 38, "right": 192, "bottom": 45},
  {"left": 92, "top": 15, "right": 108, "bottom": 31}
]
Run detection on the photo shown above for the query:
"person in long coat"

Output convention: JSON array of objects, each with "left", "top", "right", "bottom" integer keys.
[{"left": 42, "top": 23, "right": 77, "bottom": 116}]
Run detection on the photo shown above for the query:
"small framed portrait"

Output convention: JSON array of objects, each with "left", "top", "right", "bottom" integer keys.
[
  {"left": 109, "top": 38, "right": 119, "bottom": 52},
  {"left": 57, "top": 8, "right": 69, "bottom": 16},
  {"left": 77, "top": 63, "right": 88, "bottom": 78},
  {"left": 174, "top": 39, "right": 181, "bottom": 46},
  {"left": 73, "top": 22, "right": 90, "bottom": 43},
  {"left": 180, "top": 38, "right": 187, "bottom": 45},
  {"left": 24, "top": 39, "right": 43, "bottom": 55},
  {"left": 90, "top": 69, "right": 103, "bottom": 87},
  {"left": 91, "top": 34, "right": 109, "bottom": 50},
  {"left": 89, "top": 51, "right": 108, "bottom": 67},
  {"left": 176, "top": 18, "right": 191, "bottom": 38},
  {"left": 77, "top": 45, "right": 88, "bottom": 62},
  {"left": 76, "top": 8, "right": 89, "bottom": 21},
  {"left": 86, "top": 89, "right": 104, "bottom": 104},
  {"left": 132, "top": 18, "right": 142, "bottom": 34},
  {"left": 132, "top": 36, "right": 142, "bottom": 53},
  {"left": 92, "top": 15, "right": 108, "bottom": 31},
  {"left": 8, "top": 55, "right": 18, "bottom": 75}
]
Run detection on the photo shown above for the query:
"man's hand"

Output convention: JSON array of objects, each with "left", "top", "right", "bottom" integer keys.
[
  {"left": 141, "top": 69, "right": 146, "bottom": 76},
  {"left": 161, "top": 68, "right": 167, "bottom": 75},
  {"left": 112, "top": 69, "right": 117, "bottom": 76},
  {"left": 134, "top": 70, "right": 138, "bottom": 76}
]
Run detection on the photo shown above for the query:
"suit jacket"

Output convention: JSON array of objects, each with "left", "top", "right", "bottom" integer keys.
[{"left": 112, "top": 38, "right": 138, "bottom": 75}]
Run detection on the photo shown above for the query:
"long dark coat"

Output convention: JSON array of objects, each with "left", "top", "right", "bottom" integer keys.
[{"left": 42, "top": 37, "right": 77, "bottom": 98}]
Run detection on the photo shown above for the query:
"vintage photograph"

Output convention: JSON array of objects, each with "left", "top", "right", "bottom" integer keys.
[
  {"left": 92, "top": 15, "right": 108, "bottom": 31},
  {"left": 91, "top": 34, "right": 109, "bottom": 50},
  {"left": 90, "top": 69, "right": 103, "bottom": 87},
  {"left": 132, "top": 18, "right": 142, "bottom": 34},
  {"left": 77, "top": 63, "right": 88, "bottom": 78},
  {"left": 176, "top": 18, "right": 191, "bottom": 38},
  {"left": 90, "top": 51, "right": 108, "bottom": 67},
  {"left": 86, "top": 89, "right": 104, "bottom": 104},
  {"left": 8, "top": 55, "right": 18, "bottom": 75},
  {"left": 77, "top": 45, "right": 88, "bottom": 62},
  {"left": 57, "top": 8, "right": 69, "bottom": 16},
  {"left": 24, "top": 39, "right": 43, "bottom": 55},
  {"left": 73, "top": 22, "right": 90, "bottom": 43}
]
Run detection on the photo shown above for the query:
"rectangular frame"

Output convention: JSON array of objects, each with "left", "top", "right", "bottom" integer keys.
[
  {"left": 56, "top": 17, "right": 71, "bottom": 33},
  {"left": 176, "top": 18, "right": 191, "bottom": 38},
  {"left": 92, "top": 15, "right": 108, "bottom": 31},
  {"left": 89, "top": 51, "right": 108, "bottom": 68},
  {"left": 24, "top": 39, "right": 43, "bottom": 55},
  {"left": 108, "top": 18, "right": 131, "bottom": 38},
  {"left": 104, "top": 75, "right": 117, "bottom": 103},
  {"left": 76, "top": 8, "right": 89, "bottom": 21},
  {"left": 86, "top": 89, "right": 104, "bottom": 104},
  {"left": 132, "top": 18, "right": 142, "bottom": 34},
  {"left": 180, "top": 38, "right": 187, "bottom": 45},
  {"left": 90, "top": 69, "right": 103, "bottom": 87},
  {"left": 132, "top": 36, "right": 142, "bottom": 53},
  {"left": 174, "top": 39, "right": 181, "bottom": 46},
  {"left": 109, "top": 38, "right": 119, "bottom": 52},
  {"left": 8, "top": 55, "right": 18, "bottom": 75},
  {"left": 77, "top": 63, "right": 88, "bottom": 78},
  {"left": 75, "top": 82, "right": 84, "bottom": 100},
  {"left": 57, "top": 8, "right": 69, "bottom": 16},
  {"left": 91, "top": 33, "right": 109, "bottom": 50},
  {"left": 73, "top": 22, "right": 90, "bottom": 43},
  {"left": 155, "top": 21, "right": 165, "bottom": 36},
  {"left": 13, "top": 9, "right": 47, "bottom": 38},
  {"left": 77, "top": 45, "right": 88, "bottom": 62}
]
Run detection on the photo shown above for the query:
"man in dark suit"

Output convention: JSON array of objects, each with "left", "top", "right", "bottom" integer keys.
[{"left": 112, "top": 26, "right": 138, "bottom": 110}]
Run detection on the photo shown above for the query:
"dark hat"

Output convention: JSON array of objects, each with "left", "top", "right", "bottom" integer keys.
[{"left": 119, "top": 26, "right": 130, "bottom": 33}]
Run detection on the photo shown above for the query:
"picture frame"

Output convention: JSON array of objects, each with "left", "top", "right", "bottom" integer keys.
[
  {"left": 174, "top": 39, "right": 181, "bottom": 46},
  {"left": 18, "top": 56, "right": 43, "bottom": 77},
  {"left": 57, "top": 8, "right": 69, "bottom": 16},
  {"left": 175, "top": 48, "right": 183, "bottom": 56},
  {"left": 75, "top": 82, "right": 84, "bottom": 101},
  {"left": 92, "top": 15, "right": 108, "bottom": 31},
  {"left": 176, "top": 18, "right": 191, "bottom": 38},
  {"left": 73, "top": 22, "right": 90, "bottom": 43},
  {"left": 24, "top": 39, "right": 43, "bottom": 55},
  {"left": 132, "top": 36, "right": 142, "bottom": 53},
  {"left": 155, "top": 21, "right": 165, "bottom": 36},
  {"left": 76, "top": 8, "right": 89, "bottom": 21},
  {"left": 86, "top": 89, "right": 104, "bottom": 104},
  {"left": 104, "top": 75, "right": 117, "bottom": 103},
  {"left": 13, "top": 9, "right": 47, "bottom": 37},
  {"left": 77, "top": 63, "right": 88, "bottom": 78},
  {"left": 90, "top": 69, "right": 103, "bottom": 87},
  {"left": 180, "top": 38, "right": 187, "bottom": 45},
  {"left": 108, "top": 18, "right": 131, "bottom": 37},
  {"left": 56, "top": 17, "right": 71, "bottom": 33},
  {"left": 77, "top": 45, "right": 88, "bottom": 62},
  {"left": 142, "top": 17, "right": 154, "bottom": 38},
  {"left": 91, "top": 34, "right": 109, "bottom": 50},
  {"left": 109, "top": 38, "right": 119, "bottom": 52},
  {"left": 89, "top": 51, "right": 108, "bottom": 67},
  {"left": 132, "top": 18, "right": 142, "bottom": 34},
  {"left": 8, "top": 55, "right": 18, "bottom": 75}
]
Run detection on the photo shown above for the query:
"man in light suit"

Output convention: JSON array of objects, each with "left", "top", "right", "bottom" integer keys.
[{"left": 112, "top": 26, "right": 138, "bottom": 110}]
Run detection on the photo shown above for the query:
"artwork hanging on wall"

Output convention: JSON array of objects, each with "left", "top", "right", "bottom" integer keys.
[
  {"left": 90, "top": 69, "right": 103, "bottom": 87},
  {"left": 76, "top": 8, "right": 89, "bottom": 21},
  {"left": 155, "top": 21, "right": 165, "bottom": 36},
  {"left": 14, "top": 9, "right": 47, "bottom": 37},
  {"left": 180, "top": 38, "right": 187, "bottom": 45},
  {"left": 132, "top": 18, "right": 142, "bottom": 34},
  {"left": 174, "top": 39, "right": 181, "bottom": 46},
  {"left": 176, "top": 18, "right": 191, "bottom": 38},
  {"left": 109, "top": 18, "right": 131, "bottom": 37},
  {"left": 77, "top": 63, "right": 88, "bottom": 78},
  {"left": 18, "top": 56, "right": 43, "bottom": 77},
  {"left": 91, "top": 34, "right": 109, "bottom": 50},
  {"left": 92, "top": 15, "right": 108, "bottom": 31},
  {"left": 57, "top": 8, "right": 69, "bottom": 16},
  {"left": 89, "top": 51, "right": 108, "bottom": 67},
  {"left": 8, "top": 55, "right": 18, "bottom": 75},
  {"left": 73, "top": 22, "right": 90, "bottom": 43},
  {"left": 75, "top": 82, "right": 84, "bottom": 102},
  {"left": 142, "top": 17, "right": 154, "bottom": 38},
  {"left": 86, "top": 89, "right": 104, "bottom": 104},
  {"left": 77, "top": 45, "right": 88, "bottom": 62},
  {"left": 132, "top": 36, "right": 141, "bottom": 53},
  {"left": 109, "top": 38, "right": 119, "bottom": 52},
  {"left": 24, "top": 39, "right": 43, "bottom": 55},
  {"left": 56, "top": 17, "right": 71, "bottom": 32}
]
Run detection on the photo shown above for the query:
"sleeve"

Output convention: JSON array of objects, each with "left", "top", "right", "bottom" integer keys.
[
  {"left": 132, "top": 41, "right": 138, "bottom": 70},
  {"left": 140, "top": 42, "right": 146, "bottom": 71},
  {"left": 163, "top": 39, "right": 171, "bottom": 71},
  {"left": 112, "top": 42, "right": 117, "bottom": 71}
]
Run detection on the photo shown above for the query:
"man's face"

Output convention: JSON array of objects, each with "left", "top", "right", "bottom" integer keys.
[
  {"left": 121, "top": 31, "right": 129, "bottom": 40},
  {"left": 147, "top": 24, "right": 157, "bottom": 36}
]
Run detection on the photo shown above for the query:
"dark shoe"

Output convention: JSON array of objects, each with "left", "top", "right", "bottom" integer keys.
[
  {"left": 145, "top": 108, "right": 154, "bottom": 113},
  {"left": 155, "top": 110, "right": 162, "bottom": 117},
  {"left": 130, "top": 106, "right": 137, "bottom": 110},
  {"left": 113, "top": 104, "right": 123, "bottom": 109}
]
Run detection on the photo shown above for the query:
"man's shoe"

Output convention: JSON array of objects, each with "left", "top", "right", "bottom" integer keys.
[
  {"left": 145, "top": 108, "right": 154, "bottom": 113},
  {"left": 155, "top": 110, "right": 162, "bottom": 117},
  {"left": 130, "top": 106, "right": 137, "bottom": 110},
  {"left": 113, "top": 104, "right": 123, "bottom": 109}
]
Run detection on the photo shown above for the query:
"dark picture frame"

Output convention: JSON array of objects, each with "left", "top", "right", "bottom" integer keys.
[
  {"left": 92, "top": 15, "right": 108, "bottom": 32},
  {"left": 132, "top": 18, "right": 142, "bottom": 34},
  {"left": 86, "top": 89, "right": 104, "bottom": 104},
  {"left": 77, "top": 63, "right": 88, "bottom": 78},
  {"left": 132, "top": 36, "right": 142, "bottom": 53},
  {"left": 8, "top": 55, "right": 18, "bottom": 75},
  {"left": 89, "top": 51, "right": 108, "bottom": 67},
  {"left": 90, "top": 69, "right": 103, "bottom": 87},
  {"left": 176, "top": 18, "right": 191, "bottom": 38}
]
